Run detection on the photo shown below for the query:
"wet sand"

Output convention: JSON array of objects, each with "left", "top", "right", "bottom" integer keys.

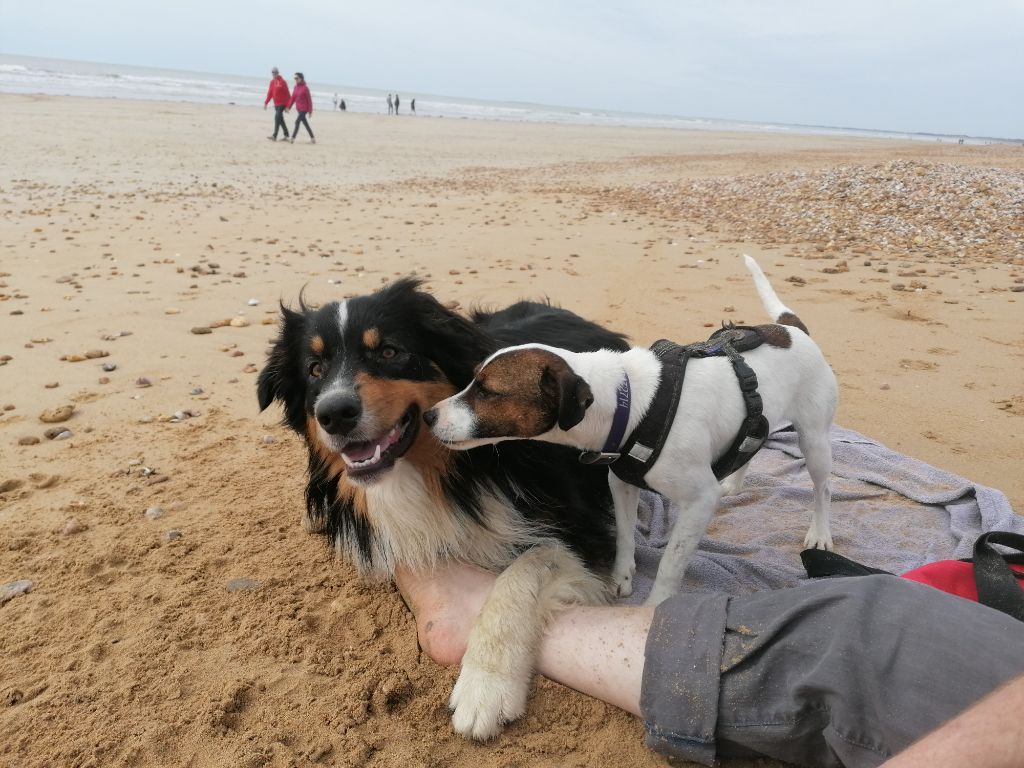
[{"left": 1, "top": 94, "right": 1022, "bottom": 767}]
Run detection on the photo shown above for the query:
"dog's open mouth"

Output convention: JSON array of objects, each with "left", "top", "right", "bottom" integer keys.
[{"left": 340, "top": 405, "right": 419, "bottom": 481}]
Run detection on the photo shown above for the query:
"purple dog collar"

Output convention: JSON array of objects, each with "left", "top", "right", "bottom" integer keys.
[{"left": 579, "top": 373, "right": 631, "bottom": 465}]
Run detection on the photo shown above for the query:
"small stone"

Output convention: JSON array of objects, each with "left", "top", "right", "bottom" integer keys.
[
  {"left": 102, "top": 362, "right": 117, "bottom": 372},
  {"left": 191, "top": 326, "right": 213, "bottom": 335},
  {"left": 229, "top": 317, "right": 249, "bottom": 328},
  {"left": 242, "top": 363, "right": 258, "bottom": 374},
  {"left": 165, "top": 530, "right": 183, "bottom": 542},
  {"left": 53, "top": 430, "right": 73, "bottom": 441},
  {"left": 63, "top": 519, "right": 86, "bottom": 535},
  {"left": 247, "top": 298, "right": 259, "bottom": 306},
  {"left": 3, "top": 404, "right": 14, "bottom": 411},
  {"left": 225, "top": 577, "right": 260, "bottom": 592},
  {"left": 261, "top": 435, "right": 276, "bottom": 444},
  {"left": 144, "top": 506, "right": 164, "bottom": 520},
  {"left": 44, "top": 427, "right": 66, "bottom": 439},
  {"left": 1010, "top": 285, "right": 1024, "bottom": 293},
  {"left": 165, "top": 308, "right": 181, "bottom": 315},
  {"left": 30, "top": 473, "right": 60, "bottom": 488},
  {"left": 880, "top": 383, "right": 891, "bottom": 390},
  {"left": 230, "top": 350, "right": 243, "bottom": 357},
  {"left": 190, "top": 387, "right": 204, "bottom": 395},
  {"left": 208, "top": 318, "right": 231, "bottom": 328},
  {"left": 84, "top": 350, "right": 109, "bottom": 359},
  {"left": 62, "top": 354, "right": 87, "bottom": 362},
  {"left": 0, "top": 580, "right": 33, "bottom": 605},
  {"left": 98, "top": 377, "right": 110, "bottom": 385},
  {"left": 17, "top": 436, "right": 40, "bottom": 446},
  {"left": 39, "top": 404, "right": 75, "bottom": 423},
  {"left": 135, "top": 377, "right": 152, "bottom": 388},
  {"left": 146, "top": 475, "right": 168, "bottom": 486},
  {"left": 44, "top": 382, "right": 59, "bottom": 389},
  {"left": 891, "top": 283, "right": 906, "bottom": 292}
]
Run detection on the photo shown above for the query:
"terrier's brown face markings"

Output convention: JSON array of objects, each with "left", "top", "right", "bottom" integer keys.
[{"left": 435, "top": 348, "right": 594, "bottom": 443}]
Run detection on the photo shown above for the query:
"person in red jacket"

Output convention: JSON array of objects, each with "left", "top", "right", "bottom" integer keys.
[
  {"left": 286, "top": 72, "right": 315, "bottom": 144},
  {"left": 264, "top": 67, "right": 291, "bottom": 141}
]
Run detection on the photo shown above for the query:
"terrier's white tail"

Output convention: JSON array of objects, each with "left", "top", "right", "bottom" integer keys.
[{"left": 743, "top": 254, "right": 809, "bottom": 333}]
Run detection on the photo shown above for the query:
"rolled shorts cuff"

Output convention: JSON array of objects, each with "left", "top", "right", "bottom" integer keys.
[{"left": 640, "top": 592, "right": 730, "bottom": 765}]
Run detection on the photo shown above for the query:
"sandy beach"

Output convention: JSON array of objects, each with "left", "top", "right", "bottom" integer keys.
[{"left": 1, "top": 94, "right": 1022, "bottom": 767}]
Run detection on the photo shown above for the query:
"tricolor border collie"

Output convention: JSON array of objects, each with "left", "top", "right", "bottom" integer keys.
[{"left": 257, "top": 279, "right": 629, "bottom": 739}]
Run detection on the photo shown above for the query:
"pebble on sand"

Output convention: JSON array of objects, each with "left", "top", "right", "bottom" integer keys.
[
  {"left": 1, "top": 580, "right": 33, "bottom": 605},
  {"left": 144, "top": 506, "right": 164, "bottom": 520},
  {"left": 165, "top": 530, "right": 183, "bottom": 542},
  {"left": 261, "top": 435, "right": 276, "bottom": 444},
  {"left": 229, "top": 317, "right": 250, "bottom": 328},
  {"left": 102, "top": 362, "right": 117, "bottom": 372},
  {"left": 225, "top": 577, "right": 260, "bottom": 592},
  {"left": 136, "top": 377, "right": 153, "bottom": 388},
  {"left": 63, "top": 519, "right": 86, "bottom": 535},
  {"left": 190, "top": 326, "right": 213, "bottom": 335},
  {"left": 18, "top": 436, "right": 40, "bottom": 446},
  {"left": 39, "top": 404, "right": 75, "bottom": 423}
]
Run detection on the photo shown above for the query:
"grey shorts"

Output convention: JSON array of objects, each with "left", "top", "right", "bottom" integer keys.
[{"left": 641, "top": 576, "right": 1024, "bottom": 767}]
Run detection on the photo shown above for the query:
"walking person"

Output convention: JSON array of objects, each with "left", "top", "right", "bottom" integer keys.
[
  {"left": 394, "top": 93, "right": 400, "bottom": 114},
  {"left": 411, "top": 98, "right": 416, "bottom": 114},
  {"left": 286, "top": 72, "right": 315, "bottom": 144},
  {"left": 263, "top": 67, "right": 291, "bottom": 141},
  {"left": 387, "top": 93, "right": 393, "bottom": 115}
]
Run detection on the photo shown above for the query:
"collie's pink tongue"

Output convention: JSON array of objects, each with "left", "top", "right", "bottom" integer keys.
[
  {"left": 341, "top": 422, "right": 404, "bottom": 464},
  {"left": 342, "top": 442, "right": 377, "bottom": 461}
]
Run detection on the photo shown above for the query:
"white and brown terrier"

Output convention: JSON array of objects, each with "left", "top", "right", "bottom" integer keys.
[{"left": 425, "top": 256, "right": 838, "bottom": 605}]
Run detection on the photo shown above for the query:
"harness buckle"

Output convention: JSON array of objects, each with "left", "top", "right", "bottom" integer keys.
[{"left": 579, "top": 450, "right": 621, "bottom": 465}]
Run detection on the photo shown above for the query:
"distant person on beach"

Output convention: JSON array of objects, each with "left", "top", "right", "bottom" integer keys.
[
  {"left": 411, "top": 98, "right": 416, "bottom": 114},
  {"left": 264, "top": 67, "right": 291, "bottom": 141},
  {"left": 340, "top": 99, "right": 346, "bottom": 111},
  {"left": 387, "top": 93, "right": 393, "bottom": 115},
  {"left": 286, "top": 72, "right": 315, "bottom": 144},
  {"left": 333, "top": 93, "right": 338, "bottom": 110},
  {"left": 394, "top": 93, "right": 400, "bottom": 114}
]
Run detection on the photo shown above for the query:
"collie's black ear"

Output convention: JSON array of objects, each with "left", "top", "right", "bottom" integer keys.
[
  {"left": 406, "top": 287, "right": 493, "bottom": 385},
  {"left": 541, "top": 363, "right": 593, "bottom": 432},
  {"left": 257, "top": 304, "right": 307, "bottom": 429},
  {"left": 257, "top": 363, "right": 278, "bottom": 411}
]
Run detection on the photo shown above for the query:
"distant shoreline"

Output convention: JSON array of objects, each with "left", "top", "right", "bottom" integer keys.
[{"left": 1, "top": 52, "right": 1019, "bottom": 144}]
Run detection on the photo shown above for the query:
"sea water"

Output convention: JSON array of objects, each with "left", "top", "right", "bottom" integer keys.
[{"left": 0, "top": 54, "right": 1006, "bottom": 145}]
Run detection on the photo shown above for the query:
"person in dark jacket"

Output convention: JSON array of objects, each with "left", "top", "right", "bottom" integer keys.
[{"left": 264, "top": 67, "right": 291, "bottom": 141}]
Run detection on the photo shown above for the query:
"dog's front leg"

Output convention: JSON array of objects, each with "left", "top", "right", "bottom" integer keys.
[
  {"left": 449, "top": 543, "right": 607, "bottom": 740},
  {"left": 645, "top": 471, "right": 722, "bottom": 606},
  {"left": 608, "top": 475, "right": 640, "bottom": 597}
]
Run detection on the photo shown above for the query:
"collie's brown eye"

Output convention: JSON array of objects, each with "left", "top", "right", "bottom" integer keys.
[
  {"left": 380, "top": 345, "right": 398, "bottom": 360},
  {"left": 309, "top": 361, "right": 324, "bottom": 378}
]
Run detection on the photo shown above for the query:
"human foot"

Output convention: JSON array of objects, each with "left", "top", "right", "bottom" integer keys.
[{"left": 394, "top": 561, "right": 496, "bottom": 666}]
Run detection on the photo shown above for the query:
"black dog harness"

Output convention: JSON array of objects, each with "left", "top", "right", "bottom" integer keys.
[{"left": 579, "top": 325, "right": 770, "bottom": 492}]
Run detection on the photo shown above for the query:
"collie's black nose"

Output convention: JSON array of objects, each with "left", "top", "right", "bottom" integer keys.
[
  {"left": 316, "top": 393, "right": 362, "bottom": 435},
  {"left": 423, "top": 408, "right": 439, "bottom": 427}
]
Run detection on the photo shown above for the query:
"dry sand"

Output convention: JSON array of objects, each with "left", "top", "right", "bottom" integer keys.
[{"left": 1, "top": 94, "right": 1022, "bottom": 767}]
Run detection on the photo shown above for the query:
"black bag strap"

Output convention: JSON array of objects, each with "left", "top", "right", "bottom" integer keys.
[
  {"left": 973, "top": 531, "right": 1024, "bottom": 622},
  {"left": 801, "top": 549, "right": 894, "bottom": 578}
]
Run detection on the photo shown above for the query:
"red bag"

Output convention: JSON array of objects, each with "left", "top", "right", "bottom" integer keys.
[{"left": 802, "top": 531, "right": 1024, "bottom": 622}]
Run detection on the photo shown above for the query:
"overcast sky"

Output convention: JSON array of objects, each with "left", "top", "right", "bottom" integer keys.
[{"left": 2, "top": 0, "right": 1022, "bottom": 138}]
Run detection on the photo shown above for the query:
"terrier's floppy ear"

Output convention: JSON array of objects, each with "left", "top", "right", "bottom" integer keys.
[{"left": 541, "top": 362, "right": 594, "bottom": 432}]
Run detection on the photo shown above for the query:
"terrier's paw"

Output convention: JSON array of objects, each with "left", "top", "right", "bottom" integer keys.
[
  {"left": 449, "top": 664, "right": 528, "bottom": 741},
  {"left": 804, "top": 527, "right": 834, "bottom": 551},
  {"left": 612, "top": 562, "right": 636, "bottom": 598}
]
